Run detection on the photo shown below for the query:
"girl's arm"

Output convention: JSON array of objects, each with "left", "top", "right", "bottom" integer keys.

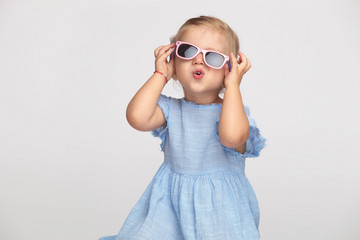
[
  {"left": 126, "top": 43, "right": 175, "bottom": 131},
  {"left": 218, "top": 52, "right": 251, "bottom": 153}
]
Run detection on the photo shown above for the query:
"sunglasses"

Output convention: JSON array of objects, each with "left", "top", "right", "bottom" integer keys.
[{"left": 174, "top": 41, "right": 231, "bottom": 71}]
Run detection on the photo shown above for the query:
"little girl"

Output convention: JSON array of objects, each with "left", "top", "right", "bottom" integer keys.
[{"left": 100, "top": 16, "right": 266, "bottom": 240}]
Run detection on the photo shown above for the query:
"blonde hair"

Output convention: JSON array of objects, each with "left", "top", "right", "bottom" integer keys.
[{"left": 171, "top": 16, "right": 240, "bottom": 57}]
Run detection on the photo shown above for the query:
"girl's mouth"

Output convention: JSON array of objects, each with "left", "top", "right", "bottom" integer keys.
[{"left": 193, "top": 70, "right": 204, "bottom": 79}]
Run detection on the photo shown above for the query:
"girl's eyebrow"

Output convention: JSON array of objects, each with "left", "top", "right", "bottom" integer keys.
[
  {"left": 207, "top": 47, "right": 228, "bottom": 55},
  {"left": 206, "top": 47, "right": 216, "bottom": 51},
  {"left": 202, "top": 45, "right": 226, "bottom": 53},
  {"left": 201, "top": 46, "right": 222, "bottom": 52},
  {"left": 199, "top": 45, "right": 217, "bottom": 51}
]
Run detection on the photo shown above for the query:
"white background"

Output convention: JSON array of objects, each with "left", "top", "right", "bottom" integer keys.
[{"left": 1, "top": 0, "right": 359, "bottom": 239}]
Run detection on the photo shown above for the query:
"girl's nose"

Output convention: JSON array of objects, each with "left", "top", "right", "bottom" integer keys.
[{"left": 192, "top": 53, "right": 204, "bottom": 66}]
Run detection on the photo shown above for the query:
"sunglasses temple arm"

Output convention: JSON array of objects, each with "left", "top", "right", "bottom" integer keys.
[
  {"left": 227, "top": 61, "right": 232, "bottom": 72},
  {"left": 169, "top": 47, "right": 176, "bottom": 61}
]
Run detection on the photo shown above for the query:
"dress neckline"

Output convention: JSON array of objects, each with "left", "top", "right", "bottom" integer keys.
[{"left": 180, "top": 97, "right": 223, "bottom": 108}]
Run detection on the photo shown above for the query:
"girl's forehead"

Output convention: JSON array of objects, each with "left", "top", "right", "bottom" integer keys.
[{"left": 179, "top": 26, "right": 227, "bottom": 52}]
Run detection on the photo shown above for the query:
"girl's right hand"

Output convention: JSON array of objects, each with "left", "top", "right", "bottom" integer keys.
[{"left": 154, "top": 43, "right": 176, "bottom": 80}]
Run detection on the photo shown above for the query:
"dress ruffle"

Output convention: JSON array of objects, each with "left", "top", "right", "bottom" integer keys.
[
  {"left": 151, "top": 124, "right": 168, "bottom": 152},
  {"left": 215, "top": 106, "right": 266, "bottom": 158},
  {"left": 151, "top": 95, "right": 172, "bottom": 152}
]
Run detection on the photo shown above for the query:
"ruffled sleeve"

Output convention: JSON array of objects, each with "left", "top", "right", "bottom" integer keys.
[
  {"left": 215, "top": 105, "right": 266, "bottom": 158},
  {"left": 243, "top": 106, "right": 266, "bottom": 158},
  {"left": 151, "top": 94, "right": 172, "bottom": 151}
]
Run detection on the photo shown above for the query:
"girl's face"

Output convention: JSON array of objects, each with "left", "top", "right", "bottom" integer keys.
[{"left": 174, "top": 26, "right": 228, "bottom": 103}]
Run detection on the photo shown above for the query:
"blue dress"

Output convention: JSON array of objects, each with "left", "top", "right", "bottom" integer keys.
[{"left": 99, "top": 94, "right": 266, "bottom": 240}]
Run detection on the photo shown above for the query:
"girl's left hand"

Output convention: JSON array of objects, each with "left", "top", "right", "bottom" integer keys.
[{"left": 224, "top": 51, "right": 251, "bottom": 88}]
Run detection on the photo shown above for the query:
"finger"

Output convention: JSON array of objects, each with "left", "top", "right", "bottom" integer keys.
[
  {"left": 243, "top": 53, "right": 251, "bottom": 70},
  {"left": 229, "top": 52, "right": 238, "bottom": 70},
  {"left": 164, "top": 46, "right": 175, "bottom": 58},
  {"left": 238, "top": 51, "right": 248, "bottom": 66},
  {"left": 158, "top": 43, "right": 176, "bottom": 57},
  {"left": 237, "top": 52, "right": 242, "bottom": 64},
  {"left": 241, "top": 54, "right": 251, "bottom": 73},
  {"left": 240, "top": 55, "right": 251, "bottom": 74},
  {"left": 247, "top": 60, "right": 252, "bottom": 71},
  {"left": 154, "top": 44, "right": 173, "bottom": 57},
  {"left": 166, "top": 48, "right": 175, "bottom": 63},
  {"left": 154, "top": 46, "right": 164, "bottom": 57},
  {"left": 157, "top": 47, "right": 175, "bottom": 64}
]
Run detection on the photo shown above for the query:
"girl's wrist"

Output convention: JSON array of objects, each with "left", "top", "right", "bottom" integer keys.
[
  {"left": 224, "top": 81, "right": 241, "bottom": 89},
  {"left": 153, "top": 70, "right": 169, "bottom": 83}
]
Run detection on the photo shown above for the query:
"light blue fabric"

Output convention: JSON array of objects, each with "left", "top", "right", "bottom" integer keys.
[{"left": 99, "top": 94, "right": 266, "bottom": 240}]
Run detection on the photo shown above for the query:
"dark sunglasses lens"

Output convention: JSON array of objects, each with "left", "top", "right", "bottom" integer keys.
[
  {"left": 205, "top": 52, "right": 225, "bottom": 68},
  {"left": 178, "top": 44, "right": 198, "bottom": 59}
]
